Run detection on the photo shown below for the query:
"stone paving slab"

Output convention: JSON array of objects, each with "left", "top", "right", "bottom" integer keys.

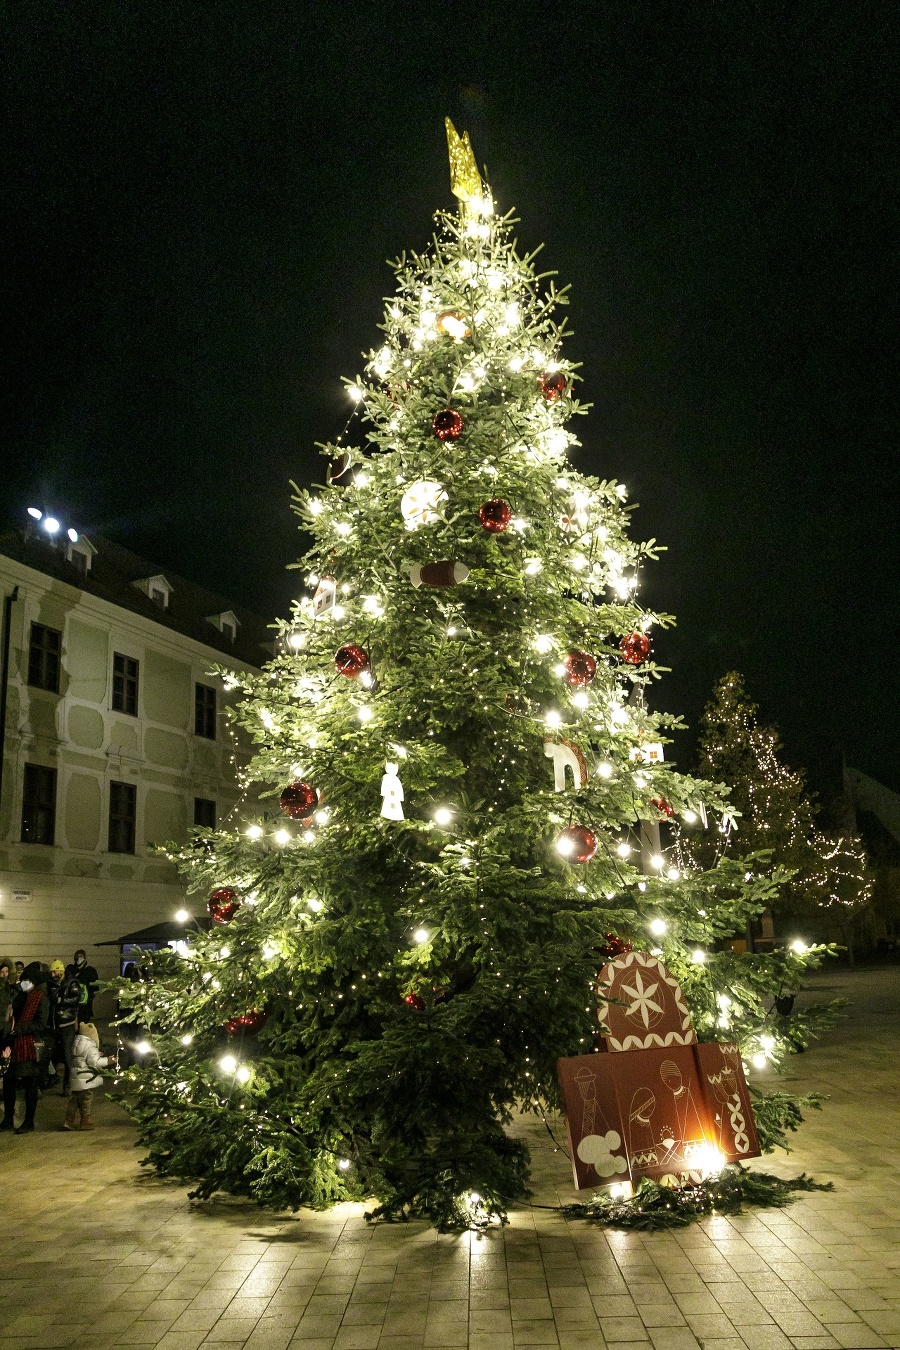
[{"left": 1, "top": 967, "right": 899, "bottom": 1349}]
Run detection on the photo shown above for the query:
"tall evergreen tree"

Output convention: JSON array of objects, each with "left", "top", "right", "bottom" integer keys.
[
  {"left": 695, "top": 672, "right": 871, "bottom": 943},
  {"left": 120, "top": 127, "right": 837, "bottom": 1227}
]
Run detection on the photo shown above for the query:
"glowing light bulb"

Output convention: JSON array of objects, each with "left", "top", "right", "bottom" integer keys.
[
  {"left": 236, "top": 1066, "right": 251, "bottom": 1084},
  {"left": 790, "top": 939, "right": 808, "bottom": 954},
  {"left": 649, "top": 854, "right": 665, "bottom": 870},
  {"left": 533, "top": 634, "right": 554, "bottom": 653},
  {"left": 434, "top": 808, "right": 453, "bottom": 826},
  {"left": 524, "top": 558, "right": 542, "bottom": 575},
  {"left": 67, "top": 528, "right": 79, "bottom": 542},
  {"left": 572, "top": 691, "right": 589, "bottom": 709},
  {"left": 338, "top": 1158, "right": 351, "bottom": 1171},
  {"left": 691, "top": 949, "right": 706, "bottom": 964},
  {"left": 307, "top": 898, "right": 323, "bottom": 913},
  {"left": 545, "top": 710, "right": 562, "bottom": 729},
  {"left": 262, "top": 941, "right": 278, "bottom": 959},
  {"left": 682, "top": 809, "right": 698, "bottom": 824},
  {"left": 274, "top": 828, "right": 291, "bottom": 846},
  {"left": 596, "top": 762, "right": 614, "bottom": 779},
  {"left": 347, "top": 384, "right": 364, "bottom": 402},
  {"left": 134, "top": 1041, "right": 152, "bottom": 1055},
  {"left": 615, "top": 842, "right": 632, "bottom": 859},
  {"left": 287, "top": 631, "right": 305, "bottom": 650},
  {"left": 180, "top": 1034, "right": 193, "bottom": 1046},
  {"left": 27, "top": 507, "right": 42, "bottom": 520},
  {"left": 649, "top": 918, "right": 667, "bottom": 936},
  {"left": 219, "top": 1055, "right": 238, "bottom": 1074},
  {"left": 751, "top": 1053, "right": 767, "bottom": 1070},
  {"left": 357, "top": 706, "right": 373, "bottom": 723},
  {"left": 174, "top": 909, "right": 190, "bottom": 923},
  {"left": 760, "top": 1035, "right": 776, "bottom": 1051},
  {"left": 245, "top": 824, "right": 263, "bottom": 840},
  {"left": 413, "top": 927, "right": 429, "bottom": 944}
]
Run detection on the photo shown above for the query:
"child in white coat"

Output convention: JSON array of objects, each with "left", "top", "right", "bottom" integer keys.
[{"left": 63, "top": 1023, "right": 115, "bottom": 1131}]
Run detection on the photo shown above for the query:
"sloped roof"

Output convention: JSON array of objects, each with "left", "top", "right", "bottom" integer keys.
[{"left": 0, "top": 529, "right": 272, "bottom": 668}]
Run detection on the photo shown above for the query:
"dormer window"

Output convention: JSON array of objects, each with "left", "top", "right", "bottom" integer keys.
[
  {"left": 66, "top": 535, "right": 96, "bottom": 576},
  {"left": 133, "top": 574, "right": 173, "bottom": 610},
  {"left": 206, "top": 610, "right": 239, "bottom": 643}
]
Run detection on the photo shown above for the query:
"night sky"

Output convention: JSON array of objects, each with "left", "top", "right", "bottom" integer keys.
[{"left": 3, "top": 2, "right": 898, "bottom": 794}]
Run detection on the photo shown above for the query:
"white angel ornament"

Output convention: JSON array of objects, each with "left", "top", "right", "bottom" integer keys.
[{"left": 380, "top": 761, "right": 405, "bottom": 820}]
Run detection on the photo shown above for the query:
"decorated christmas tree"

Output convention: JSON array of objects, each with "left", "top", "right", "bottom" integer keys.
[
  {"left": 695, "top": 673, "right": 871, "bottom": 946},
  {"left": 119, "top": 125, "right": 839, "bottom": 1227}
]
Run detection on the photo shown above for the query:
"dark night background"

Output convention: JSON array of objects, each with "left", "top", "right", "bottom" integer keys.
[{"left": 2, "top": 1, "right": 898, "bottom": 795}]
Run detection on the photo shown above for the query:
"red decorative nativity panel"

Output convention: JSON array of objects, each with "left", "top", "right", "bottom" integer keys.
[{"left": 558, "top": 954, "right": 761, "bottom": 1192}]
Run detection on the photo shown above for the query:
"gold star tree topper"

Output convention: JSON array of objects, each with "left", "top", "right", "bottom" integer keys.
[{"left": 445, "top": 117, "right": 483, "bottom": 204}]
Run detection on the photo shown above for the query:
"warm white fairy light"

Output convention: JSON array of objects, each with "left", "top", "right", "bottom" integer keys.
[
  {"left": 615, "top": 842, "right": 632, "bottom": 859},
  {"left": 544, "top": 710, "right": 562, "bottom": 729},
  {"left": 180, "top": 1034, "right": 193, "bottom": 1046},
  {"left": 134, "top": 1041, "right": 152, "bottom": 1055},
  {"left": 274, "top": 828, "right": 291, "bottom": 846},
  {"left": 262, "top": 941, "right": 279, "bottom": 959},
  {"left": 347, "top": 384, "right": 364, "bottom": 402},
  {"left": 413, "top": 927, "right": 430, "bottom": 944},
  {"left": 649, "top": 854, "right": 665, "bottom": 870},
  {"left": 790, "top": 938, "right": 808, "bottom": 954},
  {"left": 357, "top": 705, "right": 373, "bottom": 723},
  {"left": 434, "top": 808, "right": 453, "bottom": 826},
  {"left": 524, "top": 558, "right": 542, "bottom": 575},
  {"left": 174, "top": 909, "right": 190, "bottom": 923},
  {"left": 307, "top": 898, "right": 323, "bottom": 913},
  {"left": 219, "top": 1055, "right": 238, "bottom": 1074},
  {"left": 691, "top": 949, "right": 706, "bottom": 964},
  {"left": 596, "top": 762, "right": 614, "bottom": 779},
  {"left": 236, "top": 1066, "right": 252, "bottom": 1084},
  {"left": 533, "top": 634, "right": 554, "bottom": 653},
  {"left": 649, "top": 918, "right": 667, "bottom": 936}
]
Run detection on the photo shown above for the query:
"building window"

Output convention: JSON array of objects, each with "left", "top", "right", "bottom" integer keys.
[
  {"left": 194, "top": 683, "right": 217, "bottom": 739},
  {"left": 21, "top": 764, "right": 56, "bottom": 845},
  {"left": 112, "top": 653, "right": 139, "bottom": 715},
  {"left": 221, "top": 619, "right": 236, "bottom": 642},
  {"left": 70, "top": 550, "right": 88, "bottom": 576},
  {"left": 194, "top": 797, "right": 216, "bottom": 829},
  {"left": 28, "top": 622, "right": 61, "bottom": 692},
  {"left": 150, "top": 587, "right": 168, "bottom": 609},
  {"left": 108, "top": 780, "right": 137, "bottom": 854}
]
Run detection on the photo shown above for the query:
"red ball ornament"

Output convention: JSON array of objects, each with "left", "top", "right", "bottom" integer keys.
[
  {"left": 650, "top": 795, "right": 676, "bottom": 818},
  {"left": 620, "top": 631, "right": 651, "bottom": 665},
  {"left": 403, "top": 992, "right": 426, "bottom": 1011},
  {"left": 280, "top": 781, "right": 318, "bottom": 818},
  {"left": 539, "top": 370, "right": 567, "bottom": 401},
  {"left": 326, "top": 452, "right": 352, "bottom": 485},
  {"left": 479, "top": 498, "right": 512, "bottom": 533},
  {"left": 563, "top": 650, "right": 597, "bottom": 686},
  {"left": 556, "top": 825, "right": 598, "bottom": 864},
  {"left": 334, "top": 643, "right": 369, "bottom": 678},
  {"left": 207, "top": 887, "right": 240, "bottom": 924},
  {"left": 225, "top": 1009, "right": 268, "bottom": 1035},
  {"left": 599, "top": 933, "right": 634, "bottom": 961},
  {"left": 432, "top": 409, "right": 464, "bottom": 441}
]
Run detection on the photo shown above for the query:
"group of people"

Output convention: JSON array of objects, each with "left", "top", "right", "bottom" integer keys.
[{"left": 0, "top": 950, "right": 115, "bottom": 1134}]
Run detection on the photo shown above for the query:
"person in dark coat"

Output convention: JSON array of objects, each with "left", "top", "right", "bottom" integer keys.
[
  {"left": 65, "top": 950, "right": 99, "bottom": 1020},
  {"left": 0, "top": 961, "right": 50, "bottom": 1133}
]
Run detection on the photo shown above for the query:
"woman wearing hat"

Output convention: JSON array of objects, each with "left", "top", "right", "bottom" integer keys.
[{"left": 0, "top": 962, "right": 49, "bottom": 1133}]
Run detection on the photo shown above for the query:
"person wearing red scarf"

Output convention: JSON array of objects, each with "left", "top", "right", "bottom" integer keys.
[{"left": 0, "top": 962, "right": 49, "bottom": 1134}]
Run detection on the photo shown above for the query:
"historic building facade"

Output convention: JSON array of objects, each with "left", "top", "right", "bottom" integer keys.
[{"left": 0, "top": 526, "right": 269, "bottom": 982}]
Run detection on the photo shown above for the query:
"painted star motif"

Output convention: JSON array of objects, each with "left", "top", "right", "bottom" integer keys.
[{"left": 621, "top": 971, "right": 664, "bottom": 1027}]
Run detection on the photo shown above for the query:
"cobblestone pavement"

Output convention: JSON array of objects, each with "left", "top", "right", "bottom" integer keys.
[{"left": 1, "top": 966, "right": 898, "bottom": 1350}]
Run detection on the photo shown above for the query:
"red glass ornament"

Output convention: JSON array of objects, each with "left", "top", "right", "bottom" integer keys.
[
  {"left": 207, "top": 887, "right": 240, "bottom": 924},
  {"left": 563, "top": 650, "right": 597, "bottom": 686},
  {"left": 225, "top": 1009, "right": 268, "bottom": 1035},
  {"left": 403, "top": 992, "right": 426, "bottom": 1011},
  {"left": 327, "top": 452, "right": 352, "bottom": 484},
  {"left": 280, "top": 781, "right": 318, "bottom": 818},
  {"left": 650, "top": 795, "right": 676, "bottom": 818},
  {"left": 599, "top": 933, "right": 633, "bottom": 960},
  {"left": 620, "top": 631, "right": 651, "bottom": 665},
  {"left": 479, "top": 498, "right": 512, "bottom": 533},
  {"left": 432, "top": 409, "right": 464, "bottom": 441},
  {"left": 539, "top": 370, "right": 567, "bottom": 401},
  {"left": 334, "top": 643, "right": 369, "bottom": 678},
  {"left": 557, "top": 825, "right": 598, "bottom": 864}
]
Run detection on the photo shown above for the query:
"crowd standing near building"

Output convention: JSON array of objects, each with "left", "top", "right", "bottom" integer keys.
[{"left": 0, "top": 948, "right": 117, "bottom": 1133}]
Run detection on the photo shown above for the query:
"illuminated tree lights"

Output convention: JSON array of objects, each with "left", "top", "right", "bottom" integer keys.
[{"left": 118, "top": 130, "right": 841, "bottom": 1231}]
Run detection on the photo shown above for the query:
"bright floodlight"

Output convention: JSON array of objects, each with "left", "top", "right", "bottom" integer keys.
[
  {"left": 27, "top": 507, "right": 42, "bottom": 520},
  {"left": 43, "top": 517, "right": 60, "bottom": 534},
  {"left": 67, "top": 528, "right": 79, "bottom": 542}
]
